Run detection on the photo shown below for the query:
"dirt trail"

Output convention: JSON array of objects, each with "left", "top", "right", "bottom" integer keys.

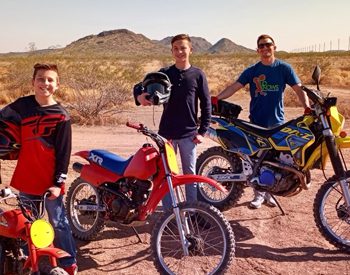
[{"left": 1, "top": 90, "right": 350, "bottom": 274}]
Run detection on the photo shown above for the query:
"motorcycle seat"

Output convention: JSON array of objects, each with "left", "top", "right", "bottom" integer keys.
[
  {"left": 89, "top": 149, "right": 132, "bottom": 174},
  {"left": 233, "top": 119, "right": 296, "bottom": 138}
]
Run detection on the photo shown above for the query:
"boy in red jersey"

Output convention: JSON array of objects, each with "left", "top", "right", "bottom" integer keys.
[{"left": 0, "top": 63, "right": 77, "bottom": 274}]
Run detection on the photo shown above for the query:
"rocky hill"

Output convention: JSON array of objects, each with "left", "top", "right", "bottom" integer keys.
[
  {"left": 63, "top": 29, "right": 254, "bottom": 55},
  {"left": 157, "top": 36, "right": 212, "bottom": 53},
  {"left": 63, "top": 29, "right": 169, "bottom": 55},
  {"left": 208, "top": 38, "right": 255, "bottom": 54}
]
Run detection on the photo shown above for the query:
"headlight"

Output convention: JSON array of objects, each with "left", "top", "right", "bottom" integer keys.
[{"left": 30, "top": 219, "right": 55, "bottom": 248}]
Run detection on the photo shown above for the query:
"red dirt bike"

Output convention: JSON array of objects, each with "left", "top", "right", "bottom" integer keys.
[
  {"left": 66, "top": 122, "right": 235, "bottom": 274},
  {"left": 0, "top": 187, "right": 69, "bottom": 275}
]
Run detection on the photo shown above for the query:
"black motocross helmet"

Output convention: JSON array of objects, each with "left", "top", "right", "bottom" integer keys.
[
  {"left": 142, "top": 72, "right": 171, "bottom": 105},
  {"left": 0, "top": 119, "right": 21, "bottom": 160}
]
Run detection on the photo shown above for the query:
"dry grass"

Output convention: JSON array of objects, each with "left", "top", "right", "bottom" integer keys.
[{"left": 0, "top": 51, "right": 349, "bottom": 123}]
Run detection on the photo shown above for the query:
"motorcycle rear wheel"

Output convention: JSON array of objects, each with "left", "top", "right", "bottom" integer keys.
[
  {"left": 197, "top": 146, "right": 245, "bottom": 211},
  {"left": 66, "top": 177, "right": 105, "bottom": 241},
  {"left": 151, "top": 201, "right": 235, "bottom": 274},
  {"left": 314, "top": 171, "right": 350, "bottom": 252}
]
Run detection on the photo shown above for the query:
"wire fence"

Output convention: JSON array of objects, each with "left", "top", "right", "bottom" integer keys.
[{"left": 292, "top": 36, "right": 350, "bottom": 53}]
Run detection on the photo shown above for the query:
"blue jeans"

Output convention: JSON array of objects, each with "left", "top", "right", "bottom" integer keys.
[
  {"left": 20, "top": 193, "right": 77, "bottom": 267},
  {"left": 162, "top": 136, "right": 197, "bottom": 210}
]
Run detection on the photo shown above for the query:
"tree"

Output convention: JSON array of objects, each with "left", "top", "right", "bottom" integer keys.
[{"left": 27, "top": 42, "right": 37, "bottom": 52}]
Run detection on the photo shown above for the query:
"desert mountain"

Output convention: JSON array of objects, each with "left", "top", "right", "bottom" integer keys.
[
  {"left": 208, "top": 38, "right": 255, "bottom": 54},
  {"left": 157, "top": 36, "right": 212, "bottom": 53},
  {"left": 63, "top": 29, "right": 254, "bottom": 55},
  {"left": 63, "top": 29, "right": 169, "bottom": 55}
]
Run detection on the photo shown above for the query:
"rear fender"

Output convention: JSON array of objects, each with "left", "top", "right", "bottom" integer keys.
[{"left": 73, "top": 150, "right": 90, "bottom": 160}]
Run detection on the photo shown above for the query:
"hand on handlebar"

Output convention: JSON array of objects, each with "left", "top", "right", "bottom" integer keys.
[
  {"left": 211, "top": 96, "right": 219, "bottom": 112},
  {"left": 47, "top": 186, "right": 61, "bottom": 200}
]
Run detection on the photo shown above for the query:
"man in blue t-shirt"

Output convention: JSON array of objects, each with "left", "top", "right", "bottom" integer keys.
[{"left": 216, "top": 34, "right": 309, "bottom": 209}]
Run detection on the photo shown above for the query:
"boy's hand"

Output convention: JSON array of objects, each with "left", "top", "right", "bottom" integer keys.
[
  {"left": 47, "top": 186, "right": 61, "bottom": 200},
  {"left": 193, "top": 134, "right": 204, "bottom": 144},
  {"left": 211, "top": 96, "right": 219, "bottom": 112},
  {"left": 137, "top": 93, "right": 153, "bottom": 106}
]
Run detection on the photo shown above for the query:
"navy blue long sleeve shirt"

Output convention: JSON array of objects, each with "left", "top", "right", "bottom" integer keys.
[{"left": 134, "top": 65, "right": 211, "bottom": 140}]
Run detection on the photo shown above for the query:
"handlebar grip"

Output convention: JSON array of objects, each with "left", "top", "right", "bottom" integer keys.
[
  {"left": 301, "top": 85, "right": 324, "bottom": 105},
  {"left": 0, "top": 188, "right": 12, "bottom": 198},
  {"left": 126, "top": 122, "right": 143, "bottom": 130},
  {"left": 44, "top": 190, "right": 52, "bottom": 198}
]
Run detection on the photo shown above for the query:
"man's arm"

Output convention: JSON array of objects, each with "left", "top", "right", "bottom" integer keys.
[
  {"left": 292, "top": 84, "right": 310, "bottom": 108},
  {"left": 217, "top": 81, "right": 244, "bottom": 100}
]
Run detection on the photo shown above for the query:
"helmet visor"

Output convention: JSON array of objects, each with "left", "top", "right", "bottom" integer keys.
[{"left": 146, "top": 83, "right": 166, "bottom": 96}]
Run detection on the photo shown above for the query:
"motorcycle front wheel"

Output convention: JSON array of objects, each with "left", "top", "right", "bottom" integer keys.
[
  {"left": 40, "top": 264, "right": 69, "bottom": 275},
  {"left": 197, "top": 146, "right": 245, "bottom": 211},
  {"left": 151, "top": 201, "right": 235, "bottom": 275},
  {"left": 66, "top": 177, "right": 105, "bottom": 241},
  {"left": 314, "top": 172, "right": 350, "bottom": 252}
]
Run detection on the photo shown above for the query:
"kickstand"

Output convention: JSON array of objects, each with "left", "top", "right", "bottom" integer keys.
[
  {"left": 132, "top": 226, "right": 143, "bottom": 243},
  {"left": 270, "top": 194, "right": 285, "bottom": 216}
]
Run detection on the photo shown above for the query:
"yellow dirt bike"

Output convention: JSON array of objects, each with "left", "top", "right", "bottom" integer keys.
[{"left": 196, "top": 66, "right": 350, "bottom": 252}]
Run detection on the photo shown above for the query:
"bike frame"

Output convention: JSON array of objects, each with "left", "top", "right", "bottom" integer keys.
[{"left": 74, "top": 150, "right": 227, "bottom": 221}]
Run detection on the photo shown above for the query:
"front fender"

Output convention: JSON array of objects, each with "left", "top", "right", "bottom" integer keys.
[
  {"left": 304, "top": 136, "right": 350, "bottom": 171},
  {"left": 141, "top": 174, "right": 226, "bottom": 218},
  {"left": 23, "top": 248, "right": 71, "bottom": 270},
  {"left": 336, "top": 136, "right": 350, "bottom": 149},
  {"left": 172, "top": 174, "right": 227, "bottom": 193}
]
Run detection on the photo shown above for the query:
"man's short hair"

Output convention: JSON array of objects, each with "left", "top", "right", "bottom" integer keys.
[
  {"left": 171, "top": 34, "right": 192, "bottom": 46},
  {"left": 257, "top": 34, "right": 275, "bottom": 46}
]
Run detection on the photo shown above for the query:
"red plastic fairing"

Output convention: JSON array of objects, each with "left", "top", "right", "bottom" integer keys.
[
  {"left": 0, "top": 209, "right": 27, "bottom": 238},
  {"left": 124, "top": 146, "right": 159, "bottom": 179},
  {"left": 80, "top": 163, "right": 121, "bottom": 186},
  {"left": 73, "top": 150, "right": 90, "bottom": 159}
]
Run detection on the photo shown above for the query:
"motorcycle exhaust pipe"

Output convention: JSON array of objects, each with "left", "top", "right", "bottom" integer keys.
[{"left": 72, "top": 162, "right": 83, "bottom": 173}]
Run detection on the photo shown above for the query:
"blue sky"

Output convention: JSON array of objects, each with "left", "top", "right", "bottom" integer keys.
[{"left": 1, "top": 0, "right": 349, "bottom": 53}]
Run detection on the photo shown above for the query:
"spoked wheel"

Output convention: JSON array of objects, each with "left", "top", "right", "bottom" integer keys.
[
  {"left": 314, "top": 172, "right": 350, "bottom": 252},
  {"left": 40, "top": 264, "right": 69, "bottom": 275},
  {"left": 197, "top": 146, "right": 245, "bottom": 211},
  {"left": 66, "top": 177, "right": 105, "bottom": 240},
  {"left": 151, "top": 201, "right": 235, "bottom": 274}
]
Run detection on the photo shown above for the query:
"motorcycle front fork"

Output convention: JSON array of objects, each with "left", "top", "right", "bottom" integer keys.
[{"left": 164, "top": 174, "right": 191, "bottom": 256}]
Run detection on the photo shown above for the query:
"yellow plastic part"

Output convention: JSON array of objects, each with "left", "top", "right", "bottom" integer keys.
[{"left": 30, "top": 219, "right": 55, "bottom": 248}]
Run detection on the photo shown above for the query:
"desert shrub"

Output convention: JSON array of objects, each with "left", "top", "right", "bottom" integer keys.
[{"left": 62, "top": 63, "right": 131, "bottom": 125}]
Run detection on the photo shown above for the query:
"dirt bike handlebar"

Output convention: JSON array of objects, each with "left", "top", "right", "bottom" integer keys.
[
  {"left": 0, "top": 188, "right": 51, "bottom": 221},
  {"left": 126, "top": 121, "right": 143, "bottom": 130},
  {"left": 126, "top": 122, "right": 166, "bottom": 148},
  {"left": 301, "top": 85, "right": 324, "bottom": 105}
]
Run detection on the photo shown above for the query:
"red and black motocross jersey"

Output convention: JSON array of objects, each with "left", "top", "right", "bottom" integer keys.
[{"left": 0, "top": 95, "right": 72, "bottom": 195}]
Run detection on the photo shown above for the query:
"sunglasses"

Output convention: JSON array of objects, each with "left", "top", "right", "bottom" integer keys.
[{"left": 258, "top": 42, "right": 274, "bottom": 49}]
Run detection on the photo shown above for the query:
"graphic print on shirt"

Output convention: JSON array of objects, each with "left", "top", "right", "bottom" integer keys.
[
  {"left": 22, "top": 114, "right": 65, "bottom": 141},
  {"left": 253, "top": 74, "right": 280, "bottom": 97}
]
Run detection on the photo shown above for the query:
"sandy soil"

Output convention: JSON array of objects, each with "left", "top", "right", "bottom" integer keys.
[{"left": 1, "top": 89, "right": 350, "bottom": 274}]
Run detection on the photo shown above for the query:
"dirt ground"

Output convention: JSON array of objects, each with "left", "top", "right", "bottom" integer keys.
[{"left": 1, "top": 89, "right": 350, "bottom": 274}]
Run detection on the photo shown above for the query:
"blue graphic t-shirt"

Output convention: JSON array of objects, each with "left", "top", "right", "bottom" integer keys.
[{"left": 237, "top": 59, "right": 300, "bottom": 128}]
